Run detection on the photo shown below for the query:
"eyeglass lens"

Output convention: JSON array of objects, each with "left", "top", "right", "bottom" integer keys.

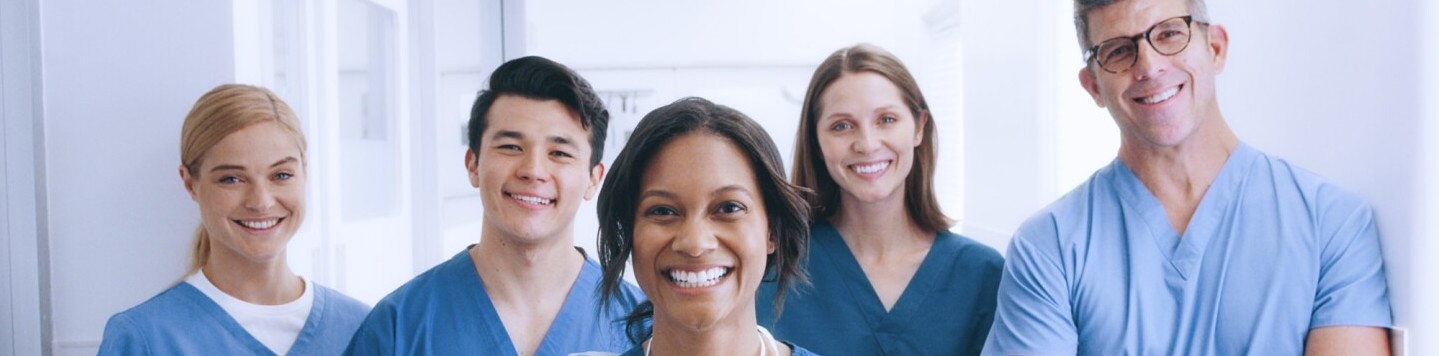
[{"left": 1095, "top": 17, "right": 1193, "bottom": 73}]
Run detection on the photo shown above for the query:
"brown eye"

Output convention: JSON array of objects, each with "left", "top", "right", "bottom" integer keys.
[{"left": 716, "top": 202, "right": 746, "bottom": 214}]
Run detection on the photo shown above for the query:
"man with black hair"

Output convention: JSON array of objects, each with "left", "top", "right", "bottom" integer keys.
[{"left": 346, "top": 56, "right": 645, "bottom": 355}]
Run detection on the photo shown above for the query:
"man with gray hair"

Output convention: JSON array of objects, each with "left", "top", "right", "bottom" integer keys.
[{"left": 982, "top": 0, "right": 1393, "bottom": 354}]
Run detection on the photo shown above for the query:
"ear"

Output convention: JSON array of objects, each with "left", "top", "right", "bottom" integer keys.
[
  {"left": 1206, "top": 24, "right": 1230, "bottom": 74},
  {"left": 584, "top": 162, "right": 606, "bottom": 200},
  {"left": 912, "top": 111, "right": 929, "bottom": 147},
  {"left": 767, "top": 233, "right": 776, "bottom": 254},
  {"left": 1078, "top": 67, "right": 1106, "bottom": 108},
  {"left": 465, "top": 149, "right": 481, "bottom": 188},
  {"left": 179, "top": 165, "right": 199, "bottom": 201}
]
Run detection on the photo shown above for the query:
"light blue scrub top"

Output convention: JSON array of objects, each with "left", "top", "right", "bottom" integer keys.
[
  {"left": 99, "top": 281, "right": 370, "bottom": 355},
  {"left": 758, "top": 221, "right": 1005, "bottom": 355},
  {"left": 983, "top": 143, "right": 1392, "bottom": 355},
  {"left": 343, "top": 247, "right": 646, "bottom": 355}
]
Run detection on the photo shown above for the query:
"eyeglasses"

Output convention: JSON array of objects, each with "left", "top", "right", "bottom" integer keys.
[{"left": 1086, "top": 15, "right": 1206, "bottom": 74}]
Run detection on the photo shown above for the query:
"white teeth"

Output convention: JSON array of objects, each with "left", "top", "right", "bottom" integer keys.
[
  {"left": 852, "top": 161, "right": 889, "bottom": 174},
  {"left": 239, "top": 219, "right": 279, "bottom": 229},
  {"left": 511, "top": 194, "right": 553, "bottom": 206},
  {"left": 1138, "top": 86, "right": 1180, "bottom": 104},
  {"left": 667, "top": 267, "right": 731, "bottom": 288}
]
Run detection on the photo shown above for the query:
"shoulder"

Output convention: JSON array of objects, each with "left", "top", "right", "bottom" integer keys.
[
  {"left": 105, "top": 283, "right": 206, "bottom": 329},
  {"left": 1012, "top": 169, "right": 1108, "bottom": 252},
  {"left": 372, "top": 251, "right": 472, "bottom": 311},
  {"left": 313, "top": 283, "right": 372, "bottom": 320},
  {"left": 100, "top": 283, "right": 209, "bottom": 353},
  {"left": 581, "top": 257, "right": 648, "bottom": 310},
  {"left": 937, "top": 231, "right": 1004, "bottom": 271},
  {"left": 1247, "top": 148, "right": 1374, "bottom": 227}
]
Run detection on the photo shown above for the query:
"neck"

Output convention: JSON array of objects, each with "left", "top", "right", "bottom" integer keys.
[
  {"left": 831, "top": 192, "right": 932, "bottom": 258},
  {"left": 202, "top": 249, "right": 303, "bottom": 305},
  {"left": 1118, "top": 115, "right": 1239, "bottom": 201},
  {"left": 471, "top": 228, "right": 584, "bottom": 304},
  {"left": 649, "top": 311, "right": 763, "bottom": 356}
]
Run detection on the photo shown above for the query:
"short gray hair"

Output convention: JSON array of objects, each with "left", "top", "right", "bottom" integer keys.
[{"left": 1074, "top": 0, "right": 1210, "bottom": 57}]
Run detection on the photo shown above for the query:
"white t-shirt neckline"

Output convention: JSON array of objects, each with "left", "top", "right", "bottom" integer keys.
[{"left": 186, "top": 269, "right": 314, "bottom": 355}]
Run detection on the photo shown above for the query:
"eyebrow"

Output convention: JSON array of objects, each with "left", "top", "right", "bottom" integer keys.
[
  {"left": 491, "top": 130, "right": 580, "bottom": 149},
  {"left": 639, "top": 185, "right": 753, "bottom": 201},
  {"left": 712, "top": 185, "right": 752, "bottom": 197},
  {"left": 823, "top": 105, "right": 901, "bottom": 121},
  {"left": 208, "top": 157, "right": 300, "bottom": 173}
]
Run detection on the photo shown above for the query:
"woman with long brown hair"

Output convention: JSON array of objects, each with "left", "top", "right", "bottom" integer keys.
[{"left": 756, "top": 44, "right": 1004, "bottom": 355}]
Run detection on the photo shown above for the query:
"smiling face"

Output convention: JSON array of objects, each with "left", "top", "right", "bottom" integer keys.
[
  {"left": 182, "top": 122, "right": 306, "bottom": 265},
  {"left": 632, "top": 132, "right": 773, "bottom": 332},
  {"left": 816, "top": 71, "right": 925, "bottom": 206},
  {"left": 467, "top": 94, "right": 603, "bottom": 245},
  {"left": 1078, "top": 0, "right": 1228, "bottom": 149}
]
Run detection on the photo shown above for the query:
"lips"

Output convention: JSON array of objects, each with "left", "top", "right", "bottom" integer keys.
[
  {"left": 1133, "top": 84, "right": 1183, "bottom": 105},
  {"left": 234, "top": 217, "right": 283, "bottom": 231},
  {"left": 664, "top": 266, "right": 733, "bottom": 288},
  {"left": 505, "top": 192, "right": 554, "bottom": 206},
  {"left": 849, "top": 160, "right": 891, "bottom": 176}
]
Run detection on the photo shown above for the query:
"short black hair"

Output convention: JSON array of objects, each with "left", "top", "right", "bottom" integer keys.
[
  {"left": 467, "top": 56, "right": 609, "bottom": 167},
  {"left": 596, "top": 97, "right": 811, "bottom": 343}
]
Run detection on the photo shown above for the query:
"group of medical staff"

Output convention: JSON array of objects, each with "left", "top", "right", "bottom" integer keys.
[{"left": 97, "top": 0, "right": 1394, "bottom": 354}]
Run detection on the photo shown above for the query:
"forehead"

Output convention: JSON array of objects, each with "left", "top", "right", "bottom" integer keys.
[
  {"left": 483, "top": 94, "right": 590, "bottom": 143},
  {"left": 818, "top": 72, "right": 907, "bottom": 116},
  {"left": 202, "top": 122, "right": 303, "bottom": 167},
  {"left": 1086, "top": 0, "right": 1190, "bottom": 41},
  {"left": 640, "top": 133, "right": 760, "bottom": 196}
]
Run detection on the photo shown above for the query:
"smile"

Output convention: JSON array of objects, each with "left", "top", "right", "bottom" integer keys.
[
  {"left": 1134, "top": 84, "right": 1182, "bottom": 105},
  {"left": 850, "top": 161, "right": 891, "bottom": 175},
  {"left": 234, "top": 217, "right": 282, "bottom": 230},
  {"left": 505, "top": 192, "right": 553, "bottom": 206},
  {"left": 665, "top": 266, "right": 733, "bottom": 288}
]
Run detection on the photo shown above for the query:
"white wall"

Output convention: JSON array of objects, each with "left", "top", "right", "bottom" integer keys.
[
  {"left": 1417, "top": 1, "right": 1439, "bottom": 353},
  {"left": 38, "top": 1, "right": 235, "bottom": 354},
  {"left": 2, "top": 0, "right": 46, "bottom": 354}
]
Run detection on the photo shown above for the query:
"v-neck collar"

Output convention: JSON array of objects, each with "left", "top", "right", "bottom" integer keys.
[
  {"left": 810, "top": 221, "right": 956, "bottom": 333},
  {"left": 459, "top": 247, "right": 594, "bottom": 356},
  {"left": 1110, "top": 142, "right": 1257, "bottom": 280},
  {"left": 177, "top": 282, "right": 329, "bottom": 356}
]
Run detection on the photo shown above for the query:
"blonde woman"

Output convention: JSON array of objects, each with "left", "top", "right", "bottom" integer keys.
[{"left": 99, "top": 84, "right": 369, "bottom": 355}]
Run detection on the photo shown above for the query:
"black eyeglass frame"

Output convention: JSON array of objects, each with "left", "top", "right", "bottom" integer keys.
[{"left": 1085, "top": 15, "right": 1209, "bottom": 74}]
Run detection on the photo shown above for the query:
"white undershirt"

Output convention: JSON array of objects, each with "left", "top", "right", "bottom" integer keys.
[{"left": 186, "top": 269, "right": 314, "bottom": 355}]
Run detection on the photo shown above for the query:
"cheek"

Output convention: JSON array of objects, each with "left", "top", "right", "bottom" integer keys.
[
  {"left": 816, "top": 133, "right": 846, "bottom": 161},
  {"left": 630, "top": 223, "right": 666, "bottom": 269},
  {"left": 738, "top": 219, "right": 772, "bottom": 266}
]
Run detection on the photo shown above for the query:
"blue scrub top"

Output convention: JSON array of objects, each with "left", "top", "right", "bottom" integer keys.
[
  {"left": 983, "top": 142, "right": 1393, "bottom": 355},
  {"left": 758, "top": 221, "right": 1004, "bottom": 356},
  {"left": 344, "top": 247, "right": 646, "bottom": 355},
  {"left": 99, "top": 281, "right": 369, "bottom": 355}
]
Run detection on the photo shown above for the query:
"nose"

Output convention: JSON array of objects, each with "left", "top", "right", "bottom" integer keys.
[
  {"left": 852, "top": 124, "right": 882, "bottom": 154},
  {"left": 244, "top": 182, "right": 276, "bottom": 211},
  {"left": 671, "top": 218, "right": 719, "bottom": 258},
  {"left": 515, "top": 151, "right": 551, "bottom": 183},
  {"left": 1130, "top": 40, "right": 1167, "bottom": 81}
]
